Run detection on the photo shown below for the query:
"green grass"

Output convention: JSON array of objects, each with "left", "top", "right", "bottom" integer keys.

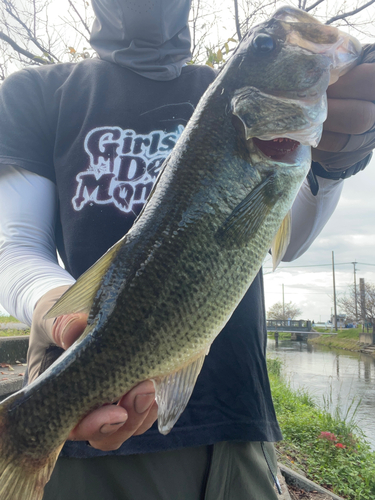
[
  {"left": 0, "top": 315, "right": 29, "bottom": 336},
  {"left": 0, "top": 315, "right": 19, "bottom": 323},
  {"left": 0, "top": 329, "right": 29, "bottom": 337},
  {"left": 268, "top": 357, "right": 375, "bottom": 499},
  {"left": 267, "top": 331, "right": 292, "bottom": 340},
  {"left": 310, "top": 328, "right": 363, "bottom": 351},
  {"left": 314, "top": 326, "right": 362, "bottom": 338}
]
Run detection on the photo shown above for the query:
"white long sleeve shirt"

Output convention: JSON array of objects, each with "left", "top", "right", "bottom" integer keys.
[{"left": 0, "top": 164, "right": 343, "bottom": 325}]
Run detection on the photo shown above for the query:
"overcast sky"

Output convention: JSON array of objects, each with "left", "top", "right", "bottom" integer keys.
[{"left": 263, "top": 158, "right": 375, "bottom": 322}]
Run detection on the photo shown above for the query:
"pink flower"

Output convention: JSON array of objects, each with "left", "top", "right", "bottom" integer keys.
[
  {"left": 319, "top": 432, "right": 336, "bottom": 442},
  {"left": 335, "top": 443, "right": 346, "bottom": 449}
]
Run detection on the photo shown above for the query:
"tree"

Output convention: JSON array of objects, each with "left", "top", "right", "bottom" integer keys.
[
  {"left": 338, "top": 281, "right": 375, "bottom": 332},
  {"left": 0, "top": 0, "right": 95, "bottom": 79},
  {"left": 267, "top": 301, "right": 302, "bottom": 320},
  {"left": 195, "top": 0, "right": 375, "bottom": 67},
  {"left": 1, "top": 0, "right": 375, "bottom": 79}
]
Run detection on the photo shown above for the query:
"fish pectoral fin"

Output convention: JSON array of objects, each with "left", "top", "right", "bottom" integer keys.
[
  {"left": 44, "top": 239, "right": 124, "bottom": 319},
  {"left": 271, "top": 210, "right": 292, "bottom": 270},
  {"left": 152, "top": 349, "right": 208, "bottom": 435},
  {"left": 218, "top": 176, "right": 274, "bottom": 245}
]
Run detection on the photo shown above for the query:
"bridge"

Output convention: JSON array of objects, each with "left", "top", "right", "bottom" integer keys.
[
  {"left": 267, "top": 319, "right": 312, "bottom": 332},
  {"left": 266, "top": 319, "right": 319, "bottom": 341}
]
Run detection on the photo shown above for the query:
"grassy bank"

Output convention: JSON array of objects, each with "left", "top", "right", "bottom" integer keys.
[
  {"left": 308, "top": 328, "right": 363, "bottom": 352},
  {"left": 267, "top": 331, "right": 292, "bottom": 340},
  {"left": 0, "top": 315, "right": 29, "bottom": 336},
  {"left": 0, "top": 329, "right": 29, "bottom": 337},
  {"left": 267, "top": 358, "right": 375, "bottom": 500},
  {"left": 0, "top": 315, "right": 19, "bottom": 323}
]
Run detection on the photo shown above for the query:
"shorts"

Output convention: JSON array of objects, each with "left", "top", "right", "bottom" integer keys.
[{"left": 43, "top": 441, "right": 280, "bottom": 500}]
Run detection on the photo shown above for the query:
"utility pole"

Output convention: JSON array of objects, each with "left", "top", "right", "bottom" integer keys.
[
  {"left": 332, "top": 251, "right": 338, "bottom": 331},
  {"left": 352, "top": 261, "right": 358, "bottom": 321},
  {"left": 360, "top": 278, "right": 366, "bottom": 332},
  {"left": 282, "top": 284, "right": 285, "bottom": 319}
]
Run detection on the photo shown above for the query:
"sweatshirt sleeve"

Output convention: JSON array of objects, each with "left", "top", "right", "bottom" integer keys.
[
  {"left": 0, "top": 165, "right": 75, "bottom": 325},
  {"left": 283, "top": 176, "right": 344, "bottom": 262}
]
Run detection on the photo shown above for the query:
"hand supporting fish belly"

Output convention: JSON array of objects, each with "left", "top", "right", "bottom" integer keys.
[{"left": 0, "top": 7, "right": 362, "bottom": 500}]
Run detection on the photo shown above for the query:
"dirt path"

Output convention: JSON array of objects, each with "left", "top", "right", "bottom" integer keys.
[{"left": 288, "top": 485, "right": 338, "bottom": 500}]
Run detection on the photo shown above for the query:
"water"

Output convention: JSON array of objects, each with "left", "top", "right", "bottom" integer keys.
[{"left": 267, "top": 337, "right": 375, "bottom": 450}]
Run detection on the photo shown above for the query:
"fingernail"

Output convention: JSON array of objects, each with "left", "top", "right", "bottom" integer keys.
[
  {"left": 100, "top": 421, "right": 127, "bottom": 434},
  {"left": 135, "top": 393, "right": 155, "bottom": 414}
]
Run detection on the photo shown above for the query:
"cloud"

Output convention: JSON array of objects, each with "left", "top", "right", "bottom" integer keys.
[{"left": 265, "top": 156, "right": 375, "bottom": 321}]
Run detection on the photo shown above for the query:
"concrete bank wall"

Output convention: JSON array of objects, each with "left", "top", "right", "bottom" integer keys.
[{"left": 0, "top": 336, "right": 29, "bottom": 364}]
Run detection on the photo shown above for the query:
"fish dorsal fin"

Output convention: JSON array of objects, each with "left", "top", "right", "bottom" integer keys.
[
  {"left": 152, "top": 349, "right": 208, "bottom": 435},
  {"left": 271, "top": 210, "right": 292, "bottom": 270},
  {"left": 44, "top": 239, "right": 124, "bottom": 320},
  {"left": 218, "top": 176, "right": 275, "bottom": 245}
]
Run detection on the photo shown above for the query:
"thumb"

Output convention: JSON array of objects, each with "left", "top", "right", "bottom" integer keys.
[{"left": 52, "top": 313, "right": 88, "bottom": 349}]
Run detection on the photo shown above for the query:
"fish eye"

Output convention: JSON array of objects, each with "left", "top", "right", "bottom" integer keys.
[{"left": 252, "top": 33, "right": 276, "bottom": 53}]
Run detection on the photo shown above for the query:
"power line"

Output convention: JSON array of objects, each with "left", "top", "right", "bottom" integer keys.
[
  {"left": 263, "top": 261, "right": 375, "bottom": 270},
  {"left": 266, "top": 292, "right": 334, "bottom": 295}
]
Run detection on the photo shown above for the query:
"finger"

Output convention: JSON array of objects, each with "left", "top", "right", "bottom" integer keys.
[
  {"left": 327, "top": 64, "right": 375, "bottom": 101},
  {"left": 324, "top": 98, "right": 375, "bottom": 135},
  {"left": 316, "top": 130, "right": 349, "bottom": 152},
  {"left": 68, "top": 404, "right": 128, "bottom": 442},
  {"left": 52, "top": 313, "right": 88, "bottom": 349},
  {"left": 133, "top": 401, "right": 158, "bottom": 436},
  {"left": 88, "top": 381, "right": 156, "bottom": 451}
]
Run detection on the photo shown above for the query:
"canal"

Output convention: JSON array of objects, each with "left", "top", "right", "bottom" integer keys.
[{"left": 267, "top": 338, "right": 375, "bottom": 450}]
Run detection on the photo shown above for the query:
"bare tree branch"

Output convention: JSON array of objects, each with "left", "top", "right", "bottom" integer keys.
[
  {"left": 1, "top": 0, "right": 375, "bottom": 77},
  {"left": 0, "top": 30, "right": 51, "bottom": 64},
  {"left": 59, "top": 15, "right": 91, "bottom": 45},
  {"left": 326, "top": 0, "right": 375, "bottom": 25},
  {"left": 67, "top": 0, "right": 91, "bottom": 36},
  {"left": 234, "top": 0, "right": 242, "bottom": 41},
  {"left": 3, "top": 0, "right": 58, "bottom": 62},
  {"left": 189, "top": 0, "right": 221, "bottom": 62},
  {"left": 338, "top": 281, "right": 375, "bottom": 331},
  {"left": 305, "top": 0, "right": 325, "bottom": 13}
]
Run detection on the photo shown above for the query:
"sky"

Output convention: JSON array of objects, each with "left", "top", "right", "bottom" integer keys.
[
  {"left": 1, "top": 1, "right": 374, "bottom": 320},
  {"left": 263, "top": 158, "right": 375, "bottom": 322}
]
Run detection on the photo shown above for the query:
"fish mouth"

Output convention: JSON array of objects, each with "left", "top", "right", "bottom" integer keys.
[{"left": 253, "top": 137, "right": 301, "bottom": 161}]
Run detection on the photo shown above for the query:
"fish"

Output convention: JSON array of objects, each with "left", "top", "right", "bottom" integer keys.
[{"left": 0, "top": 7, "right": 362, "bottom": 500}]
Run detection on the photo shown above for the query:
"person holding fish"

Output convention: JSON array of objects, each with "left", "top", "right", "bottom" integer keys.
[{"left": 0, "top": 2, "right": 374, "bottom": 500}]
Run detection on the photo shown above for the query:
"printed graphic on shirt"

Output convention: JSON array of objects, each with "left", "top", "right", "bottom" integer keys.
[{"left": 72, "top": 125, "right": 184, "bottom": 213}]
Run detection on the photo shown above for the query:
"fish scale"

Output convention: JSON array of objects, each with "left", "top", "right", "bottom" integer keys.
[{"left": 0, "top": 6, "right": 363, "bottom": 500}]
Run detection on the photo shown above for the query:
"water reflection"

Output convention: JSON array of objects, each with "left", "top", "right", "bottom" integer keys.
[{"left": 267, "top": 338, "right": 375, "bottom": 450}]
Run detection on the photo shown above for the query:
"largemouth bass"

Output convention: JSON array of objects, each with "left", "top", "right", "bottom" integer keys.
[{"left": 0, "top": 7, "right": 362, "bottom": 500}]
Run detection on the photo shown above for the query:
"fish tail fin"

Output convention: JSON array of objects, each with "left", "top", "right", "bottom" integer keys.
[{"left": 0, "top": 395, "right": 64, "bottom": 500}]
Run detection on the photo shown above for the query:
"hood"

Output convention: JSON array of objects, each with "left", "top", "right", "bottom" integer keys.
[{"left": 90, "top": 0, "right": 192, "bottom": 81}]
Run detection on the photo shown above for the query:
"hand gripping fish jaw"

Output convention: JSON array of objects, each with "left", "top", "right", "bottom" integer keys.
[{"left": 0, "top": 7, "right": 363, "bottom": 500}]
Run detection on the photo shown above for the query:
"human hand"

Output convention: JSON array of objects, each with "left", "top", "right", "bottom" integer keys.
[
  {"left": 312, "top": 44, "right": 375, "bottom": 172},
  {"left": 51, "top": 313, "right": 158, "bottom": 451}
]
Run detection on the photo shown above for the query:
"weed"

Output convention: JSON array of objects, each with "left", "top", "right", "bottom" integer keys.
[
  {"left": 267, "top": 357, "right": 375, "bottom": 499},
  {"left": 0, "top": 315, "right": 20, "bottom": 323}
]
